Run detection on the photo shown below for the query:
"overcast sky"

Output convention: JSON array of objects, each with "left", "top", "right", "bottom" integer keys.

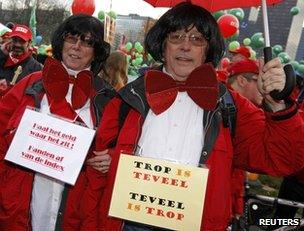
[{"left": 94, "top": 0, "right": 169, "bottom": 19}]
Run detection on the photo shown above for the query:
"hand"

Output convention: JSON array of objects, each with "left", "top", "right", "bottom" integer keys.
[
  {"left": 1, "top": 40, "right": 11, "bottom": 56},
  {"left": 0, "top": 79, "right": 8, "bottom": 91},
  {"left": 257, "top": 58, "right": 286, "bottom": 112},
  {"left": 86, "top": 149, "right": 111, "bottom": 173}
]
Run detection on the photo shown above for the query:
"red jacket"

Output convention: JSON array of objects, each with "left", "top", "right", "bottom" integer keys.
[
  {"left": 0, "top": 72, "right": 114, "bottom": 230},
  {"left": 231, "top": 169, "right": 245, "bottom": 216},
  {"left": 95, "top": 76, "right": 304, "bottom": 231}
]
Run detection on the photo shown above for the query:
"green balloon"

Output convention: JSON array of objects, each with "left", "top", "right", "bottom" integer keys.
[
  {"left": 278, "top": 52, "right": 291, "bottom": 64},
  {"left": 129, "top": 69, "right": 138, "bottom": 76},
  {"left": 136, "top": 45, "right": 144, "bottom": 53},
  {"left": 135, "top": 57, "right": 143, "bottom": 65},
  {"left": 38, "top": 44, "right": 47, "bottom": 55},
  {"left": 250, "top": 32, "right": 264, "bottom": 49},
  {"left": 228, "top": 41, "right": 240, "bottom": 52},
  {"left": 131, "top": 59, "right": 137, "bottom": 66},
  {"left": 213, "top": 11, "right": 225, "bottom": 20},
  {"left": 134, "top": 41, "right": 141, "bottom": 48},
  {"left": 228, "top": 8, "right": 245, "bottom": 21},
  {"left": 98, "top": 11, "right": 105, "bottom": 20},
  {"left": 125, "top": 42, "right": 133, "bottom": 52},
  {"left": 126, "top": 55, "right": 131, "bottom": 63},
  {"left": 243, "top": 38, "right": 251, "bottom": 46},
  {"left": 272, "top": 44, "right": 283, "bottom": 55},
  {"left": 250, "top": 49, "right": 256, "bottom": 60},
  {"left": 108, "top": 11, "right": 117, "bottom": 19},
  {"left": 297, "top": 64, "right": 304, "bottom": 75},
  {"left": 278, "top": 56, "right": 285, "bottom": 64},
  {"left": 290, "top": 6, "right": 300, "bottom": 16},
  {"left": 289, "top": 61, "right": 299, "bottom": 71}
]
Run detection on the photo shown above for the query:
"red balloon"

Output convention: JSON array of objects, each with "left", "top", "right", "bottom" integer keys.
[
  {"left": 217, "top": 14, "right": 239, "bottom": 38},
  {"left": 71, "top": 0, "right": 95, "bottom": 16}
]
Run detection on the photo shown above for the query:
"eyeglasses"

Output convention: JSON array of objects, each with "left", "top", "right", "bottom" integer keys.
[
  {"left": 11, "top": 37, "right": 27, "bottom": 44},
  {"left": 167, "top": 32, "right": 208, "bottom": 47},
  {"left": 63, "top": 33, "right": 95, "bottom": 48}
]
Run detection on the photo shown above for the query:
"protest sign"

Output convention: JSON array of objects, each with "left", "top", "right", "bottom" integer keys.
[
  {"left": 0, "top": 23, "right": 11, "bottom": 36},
  {"left": 5, "top": 108, "right": 95, "bottom": 185},
  {"left": 109, "top": 154, "right": 209, "bottom": 231}
]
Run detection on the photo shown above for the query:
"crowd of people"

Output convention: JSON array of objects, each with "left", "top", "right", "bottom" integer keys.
[{"left": 0, "top": 2, "right": 304, "bottom": 231}]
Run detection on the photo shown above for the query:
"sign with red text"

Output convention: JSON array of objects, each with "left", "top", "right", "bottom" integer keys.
[
  {"left": 5, "top": 108, "right": 95, "bottom": 185},
  {"left": 109, "top": 154, "right": 209, "bottom": 231}
]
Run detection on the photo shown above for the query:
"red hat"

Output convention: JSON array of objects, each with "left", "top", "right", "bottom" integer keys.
[
  {"left": 230, "top": 46, "right": 251, "bottom": 59},
  {"left": 227, "top": 59, "right": 259, "bottom": 76},
  {"left": 9, "top": 24, "right": 32, "bottom": 41}
]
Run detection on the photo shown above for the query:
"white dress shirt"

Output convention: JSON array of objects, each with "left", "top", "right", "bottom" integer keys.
[
  {"left": 137, "top": 90, "right": 205, "bottom": 166},
  {"left": 30, "top": 64, "right": 92, "bottom": 231}
]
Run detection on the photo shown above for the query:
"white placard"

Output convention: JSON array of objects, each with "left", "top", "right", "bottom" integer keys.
[
  {"left": 5, "top": 108, "right": 95, "bottom": 185},
  {"left": 0, "top": 23, "right": 11, "bottom": 36}
]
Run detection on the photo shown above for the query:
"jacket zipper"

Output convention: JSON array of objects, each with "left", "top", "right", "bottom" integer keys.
[
  {"left": 130, "top": 87, "right": 145, "bottom": 113},
  {"left": 129, "top": 87, "right": 146, "bottom": 154},
  {"left": 92, "top": 88, "right": 105, "bottom": 126},
  {"left": 133, "top": 116, "right": 143, "bottom": 154},
  {"left": 204, "top": 108, "right": 219, "bottom": 133}
]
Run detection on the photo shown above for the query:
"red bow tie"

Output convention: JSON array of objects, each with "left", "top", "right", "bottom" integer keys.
[
  {"left": 145, "top": 63, "right": 219, "bottom": 115},
  {"left": 42, "top": 57, "right": 92, "bottom": 110}
]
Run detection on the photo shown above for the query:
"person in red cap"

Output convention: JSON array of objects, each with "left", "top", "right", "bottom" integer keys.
[
  {"left": 229, "top": 45, "right": 251, "bottom": 62},
  {"left": 227, "top": 58, "right": 262, "bottom": 106},
  {"left": 227, "top": 58, "right": 263, "bottom": 229},
  {"left": 0, "top": 24, "right": 41, "bottom": 96}
]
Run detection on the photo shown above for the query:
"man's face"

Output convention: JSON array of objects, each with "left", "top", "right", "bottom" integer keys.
[
  {"left": 10, "top": 36, "right": 30, "bottom": 56},
  {"left": 163, "top": 26, "right": 208, "bottom": 81},
  {"left": 240, "top": 75, "right": 263, "bottom": 106}
]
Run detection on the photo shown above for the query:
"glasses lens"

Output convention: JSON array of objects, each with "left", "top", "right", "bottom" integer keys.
[
  {"left": 64, "top": 33, "right": 94, "bottom": 48},
  {"left": 64, "top": 34, "right": 78, "bottom": 44},
  {"left": 12, "top": 37, "right": 25, "bottom": 43},
  {"left": 168, "top": 32, "right": 207, "bottom": 46},
  {"left": 80, "top": 34, "right": 95, "bottom": 47},
  {"left": 168, "top": 33, "right": 183, "bottom": 44},
  {"left": 189, "top": 34, "right": 207, "bottom": 46}
]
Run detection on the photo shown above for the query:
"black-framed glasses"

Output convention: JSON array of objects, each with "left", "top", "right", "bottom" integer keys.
[
  {"left": 63, "top": 33, "right": 95, "bottom": 48},
  {"left": 168, "top": 32, "right": 208, "bottom": 47}
]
